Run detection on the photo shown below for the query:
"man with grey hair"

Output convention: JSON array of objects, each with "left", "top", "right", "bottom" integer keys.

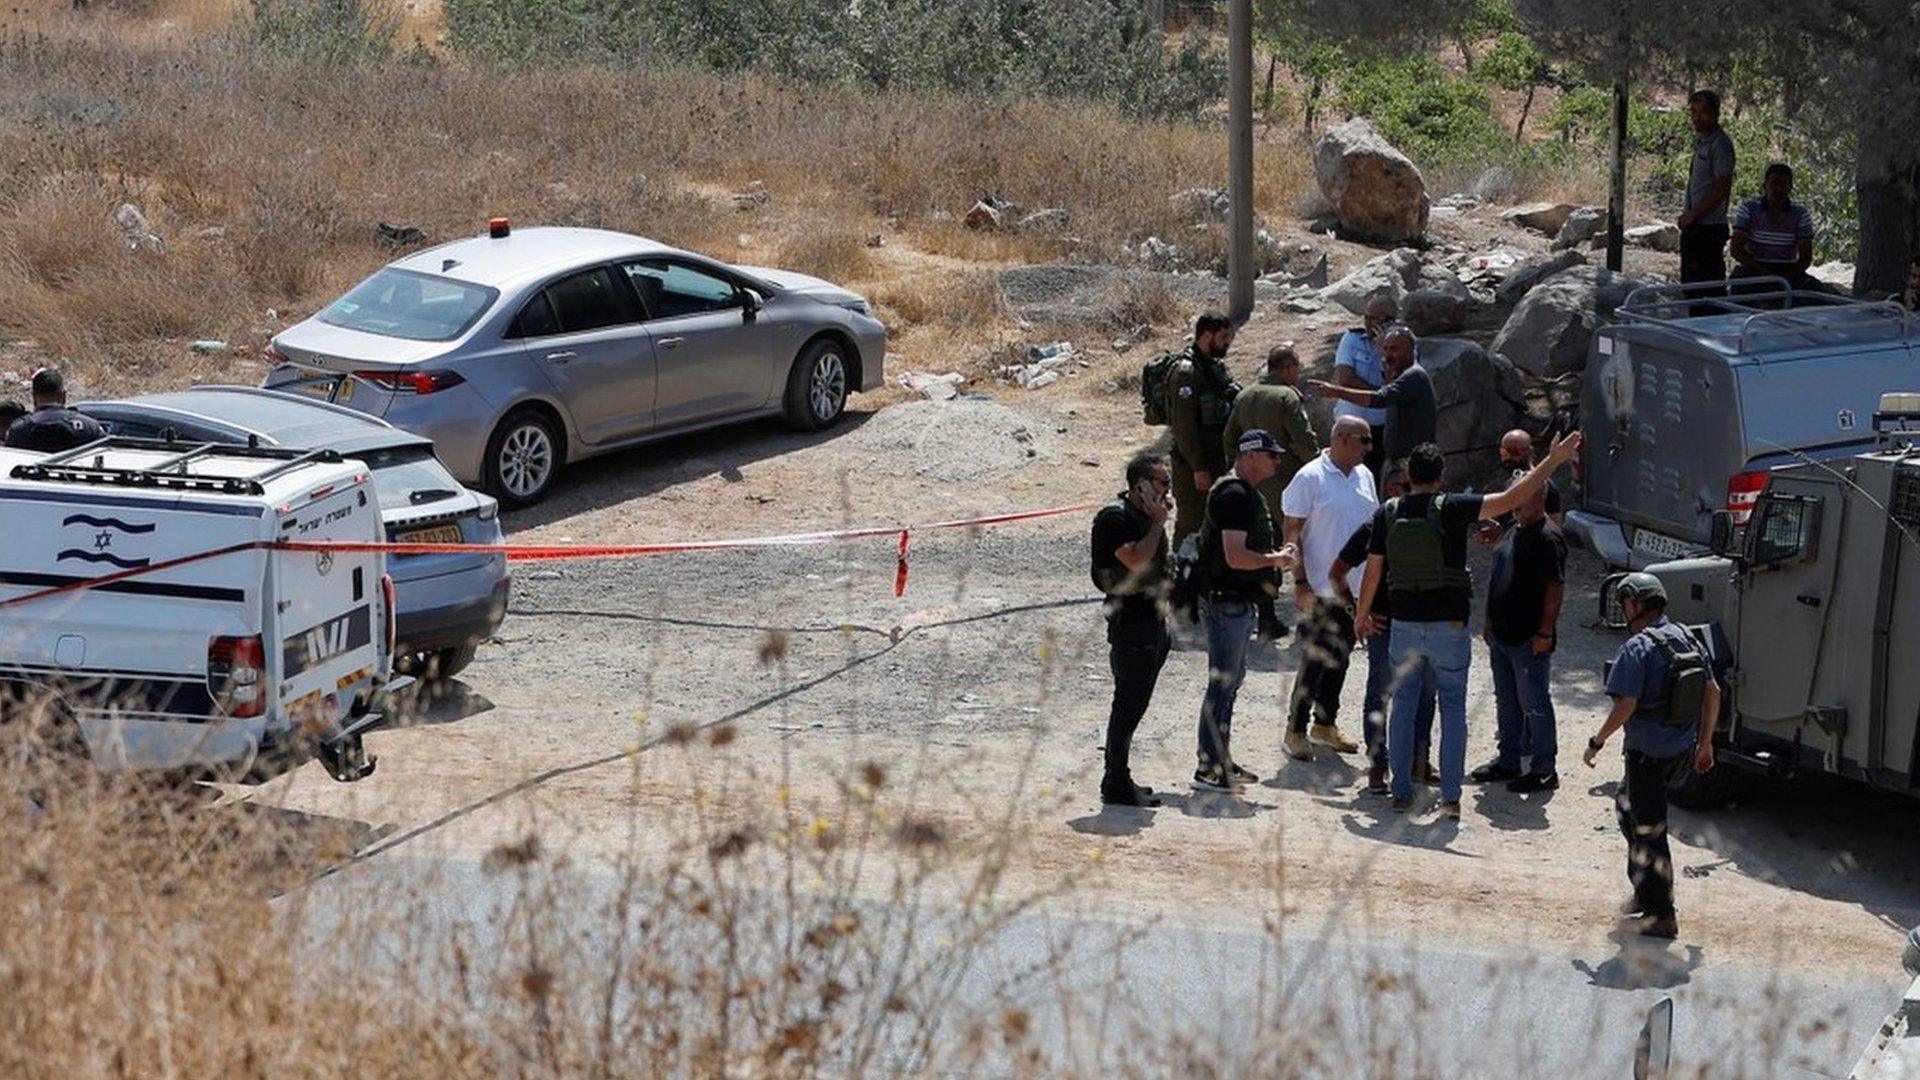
[
  {"left": 1310, "top": 325, "right": 1436, "bottom": 483},
  {"left": 1332, "top": 295, "right": 1397, "bottom": 481}
]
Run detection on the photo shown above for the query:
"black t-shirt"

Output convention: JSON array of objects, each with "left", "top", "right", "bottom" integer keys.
[
  {"left": 1090, "top": 496, "right": 1168, "bottom": 640},
  {"left": 1371, "top": 364, "right": 1437, "bottom": 459},
  {"left": 1201, "top": 478, "right": 1277, "bottom": 600},
  {"left": 1335, "top": 521, "right": 1392, "bottom": 619},
  {"left": 1486, "top": 517, "right": 1568, "bottom": 648},
  {"left": 1367, "top": 491, "right": 1485, "bottom": 623},
  {"left": 5, "top": 407, "right": 106, "bottom": 452}
]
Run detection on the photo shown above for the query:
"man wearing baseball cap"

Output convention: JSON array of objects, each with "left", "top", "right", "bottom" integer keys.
[
  {"left": 1583, "top": 572, "right": 1723, "bottom": 939},
  {"left": 1190, "top": 428, "right": 1294, "bottom": 790}
]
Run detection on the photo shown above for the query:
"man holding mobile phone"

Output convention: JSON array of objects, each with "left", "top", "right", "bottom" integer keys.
[{"left": 1090, "top": 452, "right": 1176, "bottom": 807}]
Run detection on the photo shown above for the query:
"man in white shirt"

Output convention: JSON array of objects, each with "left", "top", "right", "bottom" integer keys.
[{"left": 1277, "top": 416, "right": 1380, "bottom": 761}]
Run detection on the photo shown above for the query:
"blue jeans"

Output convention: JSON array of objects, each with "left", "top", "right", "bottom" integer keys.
[
  {"left": 1364, "top": 630, "right": 1434, "bottom": 769},
  {"left": 1388, "top": 620, "right": 1471, "bottom": 802},
  {"left": 1488, "top": 637, "right": 1557, "bottom": 776},
  {"left": 1197, "top": 597, "right": 1257, "bottom": 777}
]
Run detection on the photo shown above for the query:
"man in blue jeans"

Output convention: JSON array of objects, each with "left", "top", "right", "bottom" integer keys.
[
  {"left": 1193, "top": 430, "right": 1293, "bottom": 790},
  {"left": 1353, "top": 434, "right": 1581, "bottom": 816},
  {"left": 1472, "top": 478, "right": 1567, "bottom": 792}
]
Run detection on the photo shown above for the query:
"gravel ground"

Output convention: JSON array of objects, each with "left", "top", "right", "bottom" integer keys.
[{"left": 252, "top": 379, "right": 1919, "bottom": 1004}]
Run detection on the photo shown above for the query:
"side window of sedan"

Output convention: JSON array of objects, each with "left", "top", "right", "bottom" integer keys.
[
  {"left": 518, "top": 267, "right": 641, "bottom": 338},
  {"left": 509, "top": 291, "right": 560, "bottom": 339},
  {"left": 624, "top": 260, "right": 741, "bottom": 321}
]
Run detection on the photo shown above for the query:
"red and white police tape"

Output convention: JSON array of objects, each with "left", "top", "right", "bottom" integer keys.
[{"left": 0, "top": 500, "right": 1099, "bottom": 612}]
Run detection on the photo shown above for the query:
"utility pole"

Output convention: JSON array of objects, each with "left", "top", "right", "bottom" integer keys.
[
  {"left": 1227, "top": 0, "right": 1255, "bottom": 323},
  {"left": 1606, "top": 25, "right": 1629, "bottom": 273}
]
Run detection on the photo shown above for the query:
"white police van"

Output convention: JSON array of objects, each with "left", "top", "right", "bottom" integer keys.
[{"left": 0, "top": 437, "right": 396, "bottom": 782}]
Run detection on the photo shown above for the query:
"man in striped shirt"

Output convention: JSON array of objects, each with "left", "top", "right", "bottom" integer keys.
[{"left": 1731, "top": 163, "right": 1821, "bottom": 293}]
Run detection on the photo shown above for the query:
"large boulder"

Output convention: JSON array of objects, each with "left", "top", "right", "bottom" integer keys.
[
  {"left": 1321, "top": 247, "right": 1422, "bottom": 314},
  {"left": 1490, "top": 266, "right": 1645, "bottom": 378},
  {"left": 1420, "top": 337, "right": 1526, "bottom": 485},
  {"left": 1314, "top": 119, "right": 1430, "bottom": 244},
  {"left": 1551, "top": 206, "right": 1607, "bottom": 250},
  {"left": 1625, "top": 222, "right": 1681, "bottom": 253},
  {"left": 1494, "top": 249, "right": 1587, "bottom": 308},
  {"left": 1501, "top": 202, "right": 1578, "bottom": 236},
  {"left": 1404, "top": 265, "right": 1473, "bottom": 334}
]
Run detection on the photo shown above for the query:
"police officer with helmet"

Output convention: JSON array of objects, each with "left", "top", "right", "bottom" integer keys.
[{"left": 1584, "top": 573, "right": 1723, "bottom": 940}]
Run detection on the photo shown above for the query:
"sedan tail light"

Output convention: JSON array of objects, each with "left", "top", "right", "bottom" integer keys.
[
  {"left": 353, "top": 369, "right": 466, "bottom": 395},
  {"left": 207, "top": 635, "right": 266, "bottom": 718}
]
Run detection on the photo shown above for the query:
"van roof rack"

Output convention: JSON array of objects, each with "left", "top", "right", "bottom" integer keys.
[
  {"left": 9, "top": 435, "right": 343, "bottom": 496},
  {"left": 1616, "top": 277, "right": 1913, "bottom": 354}
]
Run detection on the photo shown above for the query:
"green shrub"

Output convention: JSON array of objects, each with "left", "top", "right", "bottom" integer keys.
[
  {"left": 247, "top": 0, "right": 396, "bottom": 65},
  {"left": 1334, "top": 54, "right": 1509, "bottom": 164}
]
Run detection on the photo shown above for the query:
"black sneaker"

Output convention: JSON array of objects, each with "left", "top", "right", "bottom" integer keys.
[
  {"left": 1507, "top": 771, "right": 1559, "bottom": 793},
  {"left": 1193, "top": 768, "right": 1237, "bottom": 791},
  {"left": 1469, "top": 761, "right": 1523, "bottom": 783},
  {"left": 1636, "top": 914, "right": 1678, "bottom": 939},
  {"left": 1388, "top": 794, "right": 1414, "bottom": 812},
  {"left": 1101, "top": 782, "right": 1162, "bottom": 808}
]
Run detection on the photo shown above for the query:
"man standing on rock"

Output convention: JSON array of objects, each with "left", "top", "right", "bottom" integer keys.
[
  {"left": 1090, "top": 452, "right": 1176, "bottom": 808},
  {"left": 1332, "top": 296, "right": 1396, "bottom": 484},
  {"left": 1354, "top": 434, "right": 1581, "bottom": 817},
  {"left": 1678, "top": 89, "right": 1736, "bottom": 285},
  {"left": 1276, "top": 416, "right": 1377, "bottom": 762},
  {"left": 1192, "top": 430, "right": 1292, "bottom": 790},
  {"left": 1165, "top": 312, "right": 1242, "bottom": 551},
  {"left": 1310, "top": 326, "right": 1435, "bottom": 482}
]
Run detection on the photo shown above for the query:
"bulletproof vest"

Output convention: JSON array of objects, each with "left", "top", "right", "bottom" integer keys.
[
  {"left": 1196, "top": 476, "right": 1276, "bottom": 596},
  {"left": 1641, "top": 623, "right": 1710, "bottom": 729},
  {"left": 1174, "top": 352, "right": 1241, "bottom": 432},
  {"left": 1383, "top": 495, "right": 1472, "bottom": 594}
]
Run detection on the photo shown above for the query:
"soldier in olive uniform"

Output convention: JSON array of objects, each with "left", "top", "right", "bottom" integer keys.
[
  {"left": 1222, "top": 344, "right": 1321, "bottom": 517},
  {"left": 1165, "top": 312, "right": 1242, "bottom": 551}
]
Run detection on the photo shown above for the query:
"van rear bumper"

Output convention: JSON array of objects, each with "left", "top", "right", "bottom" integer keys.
[{"left": 1564, "top": 510, "right": 1636, "bottom": 568}]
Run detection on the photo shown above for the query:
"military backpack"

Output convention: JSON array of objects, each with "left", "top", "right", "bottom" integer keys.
[
  {"left": 1642, "top": 624, "right": 1712, "bottom": 729},
  {"left": 1140, "top": 350, "right": 1181, "bottom": 426}
]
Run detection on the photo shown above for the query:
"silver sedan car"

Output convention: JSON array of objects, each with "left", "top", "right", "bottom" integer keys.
[{"left": 264, "top": 224, "right": 886, "bottom": 506}]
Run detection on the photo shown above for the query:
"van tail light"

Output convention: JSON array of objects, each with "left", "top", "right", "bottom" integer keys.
[
  {"left": 381, "top": 574, "right": 397, "bottom": 656},
  {"left": 352, "top": 369, "right": 466, "bottom": 395},
  {"left": 1726, "top": 470, "right": 1768, "bottom": 525},
  {"left": 207, "top": 635, "right": 266, "bottom": 718}
]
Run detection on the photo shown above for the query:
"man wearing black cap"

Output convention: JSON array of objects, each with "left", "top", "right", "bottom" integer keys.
[
  {"left": 6, "top": 368, "right": 105, "bottom": 452},
  {"left": 1191, "top": 428, "right": 1293, "bottom": 790}
]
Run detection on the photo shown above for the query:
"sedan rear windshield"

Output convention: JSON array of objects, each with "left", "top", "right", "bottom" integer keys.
[
  {"left": 318, "top": 269, "right": 498, "bottom": 342},
  {"left": 358, "top": 444, "right": 468, "bottom": 512}
]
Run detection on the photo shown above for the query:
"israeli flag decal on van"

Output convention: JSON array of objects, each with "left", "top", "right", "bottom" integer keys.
[{"left": 56, "top": 513, "right": 155, "bottom": 570}]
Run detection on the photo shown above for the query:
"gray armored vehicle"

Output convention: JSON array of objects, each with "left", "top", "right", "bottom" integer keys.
[{"left": 1631, "top": 393, "right": 1920, "bottom": 806}]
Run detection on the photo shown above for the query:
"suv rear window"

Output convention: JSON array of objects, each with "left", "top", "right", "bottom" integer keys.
[
  {"left": 357, "top": 444, "right": 466, "bottom": 511},
  {"left": 318, "top": 269, "right": 498, "bottom": 343}
]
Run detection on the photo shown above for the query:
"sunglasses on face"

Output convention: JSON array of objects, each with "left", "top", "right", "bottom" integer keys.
[{"left": 1343, "top": 433, "right": 1373, "bottom": 445}]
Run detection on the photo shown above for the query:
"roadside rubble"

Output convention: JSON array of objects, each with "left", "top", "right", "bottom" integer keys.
[
  {"left": 114, "top": 203, "right": 162, "bottom": 251},
  {"left": 1000, "top": 341, "right": 1085, "bottom": 389},
  {"left": 898, "top": 371, "right": 966, "bottom": 400}
]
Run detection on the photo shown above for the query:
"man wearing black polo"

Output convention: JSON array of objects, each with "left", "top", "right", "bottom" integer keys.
[{"left": 1090, "top": 452, "right": 1175, "bottom": 807}]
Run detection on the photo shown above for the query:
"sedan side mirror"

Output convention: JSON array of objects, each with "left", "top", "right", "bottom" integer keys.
[
  {"left": 741, "top": 289, "right": 764, "bottom": 320},
  {"left": 1707, "top": 510, "right": 1738, "bottom": 558}
]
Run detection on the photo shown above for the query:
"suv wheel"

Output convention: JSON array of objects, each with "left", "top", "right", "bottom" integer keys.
[
  {"left": 783, "top": 339, "right": 848, "bottom": 431},
  {"left": 484, "top": 408, "right": 562, "bottom": 508}
]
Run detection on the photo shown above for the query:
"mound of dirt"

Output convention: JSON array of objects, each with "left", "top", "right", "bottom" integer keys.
[{"left": 848, "top": 399, "right": 1057, "bottom": 482}]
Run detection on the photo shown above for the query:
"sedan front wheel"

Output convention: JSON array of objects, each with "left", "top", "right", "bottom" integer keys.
[{"left": 783, "top": 339, "right": 848, "bottom": 432}]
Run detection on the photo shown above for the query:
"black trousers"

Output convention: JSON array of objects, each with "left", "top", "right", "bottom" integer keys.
[
  {"left": 1617, "top": 750, "right": 1681, "bottom": 919},
  {"left": 1679, "top": 223, "right": 1729, "bottom": 285},
  {"left": 1104, "top": 626, "right": 1172, "bottom": 789},
  {"left": 1364, "top": 424, "right": 1387, "bottom": 494},
  {"left": 1289, "top": 599, "right": 1356, "bottom": 733}
]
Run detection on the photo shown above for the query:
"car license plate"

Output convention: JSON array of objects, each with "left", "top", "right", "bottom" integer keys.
[
  {"left": 1631, "top": 528, "right": 1693, "bottom": 562},
  {"left": 399, "top": 524, "right": 462, "bottom": 545}
]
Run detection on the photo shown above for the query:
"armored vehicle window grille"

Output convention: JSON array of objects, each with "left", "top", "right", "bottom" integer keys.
[{"left": 1893, "top": 469, "right": 1920, "bottom": 529}]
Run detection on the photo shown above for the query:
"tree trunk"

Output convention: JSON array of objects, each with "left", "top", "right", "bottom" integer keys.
[
  {"left": 1854, "top": 150, "right": 1920, "bottom": 298},
  {"left": 1303, "top": 77, "right": 1322, "bottom": 138},
  {"left": 1263, "top": 53, "right": 1277, "bottom": 111},
  {"left": 1515, "top": 85, "right": 1534, "bottom": 143},
  {"left": 1457, "top": 37, "right": 1474, "bottom": 74}
]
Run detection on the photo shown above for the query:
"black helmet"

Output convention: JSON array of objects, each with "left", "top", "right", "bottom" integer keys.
[{"left": 1613, "top": 572, "right": 1668, "bottom": 607}]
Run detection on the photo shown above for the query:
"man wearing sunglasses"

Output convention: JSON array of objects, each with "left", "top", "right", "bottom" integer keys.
[{"left": 1090, "top": 452, "right": 1176, "bottom": 807}]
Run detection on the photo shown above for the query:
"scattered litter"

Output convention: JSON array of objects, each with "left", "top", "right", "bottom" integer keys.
[
  {"left": 769, "top": 721, "right": 826, "bottom": 732},
  {"left": 899, "top": 371, "right": 965, "bottom": 401},
  {"left": 114, "top": 203, "right": 162, "bottom": 251},
  {"left": 964, "top": 194, "right": 1019, "bottom": 231},
  {"left": 732, "top": 182, "right": 770, "bottom": 210},
  {"left": 1000, "top": 342, "right": 1081, "bottom": 389},
  {"left": 1461, "top": 248, "right": 1521, "bottom": 274},
  {"left": 375, "top": 222, "right": 427, "bottom": 247},
  {"left": 1017, "top": 208, "right": 1069, "bottom": 231},
  {"left": 1080, "top": 456, "right": 1100, "bottom": 467},
  {"left": 197, "top": 225, "right": 227, "bottom": 241},
  {"left": 864, "top": 233, "right": 885, "bottom": 248},
  {"left": 1111, "top": 339, "right": 1134, "bottom": 353},
  {"left": 527, "top": 569, "right": 563, "bottom": 581},
  {"left": 186, "top": 340, "right": 228, "bottom": 354}
]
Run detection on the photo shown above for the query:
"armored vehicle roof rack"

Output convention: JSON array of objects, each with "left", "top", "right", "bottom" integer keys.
[
  {"left": 1615, "top": 277, "right": 1914, "bottom": 356},
  {"left": 8, "top": 435, "right": 344, "bottom": 496}
]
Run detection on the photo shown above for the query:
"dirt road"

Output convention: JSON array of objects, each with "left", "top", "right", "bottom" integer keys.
[{"left": 246, "top": 364, "right": 1920, "bottom": 1067}]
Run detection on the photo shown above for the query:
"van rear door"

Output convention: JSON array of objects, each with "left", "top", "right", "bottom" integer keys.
[
  {"left": 272, "top": 468, "right": 387, "bottom": 728},
  {"left": 1584, "top": 326, "right": 1746, "bottom": 545}
]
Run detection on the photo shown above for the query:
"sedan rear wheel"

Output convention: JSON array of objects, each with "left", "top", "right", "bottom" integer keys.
[
  {"left": 783, "top": 339, "right": 849, "bottom": 432},
  {"left": 484, "top": 408, "right": 562, "bottom": 508}
]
